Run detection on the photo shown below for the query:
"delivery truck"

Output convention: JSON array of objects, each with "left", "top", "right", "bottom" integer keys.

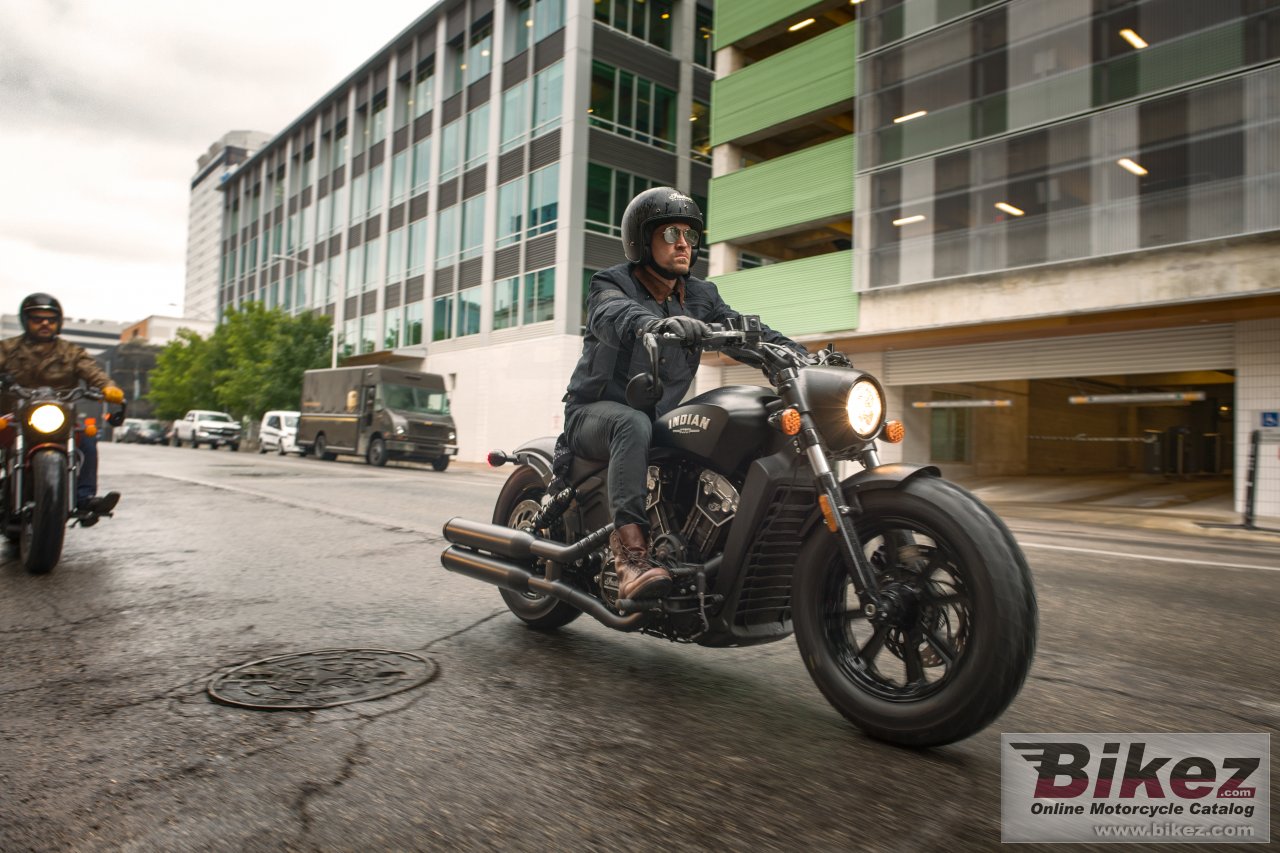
[{"left": 297, "top": 366, "right": 458, "bottom": 469}]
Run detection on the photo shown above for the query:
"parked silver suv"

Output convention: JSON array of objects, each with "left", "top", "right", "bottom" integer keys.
[{"left": 171, "top": 409, "right": 242, "bottom": 450}]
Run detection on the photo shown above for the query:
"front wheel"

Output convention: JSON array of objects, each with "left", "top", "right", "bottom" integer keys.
[
  {"left": 367, "top": 437, "right": 388, "bottom": 467},
  {"left": 494, "top": 465, "right": 581, "bottom": 630},
  {"left": 20, "top": 450, "right": 68, "bottom": 575},
  {"left": 432, "top": 455, "right": 450, "bottom": 472},
  {"left": 792, "top": 475, "right": 1037, "bottom": 747}
]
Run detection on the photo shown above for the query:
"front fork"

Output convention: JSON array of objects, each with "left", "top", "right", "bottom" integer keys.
[{"left": 796, "top": 419, "right": 884, "bottom": 615}]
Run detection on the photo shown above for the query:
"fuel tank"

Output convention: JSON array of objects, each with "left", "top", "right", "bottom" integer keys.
[{"left": 653, "top": 385, "right": 780, "bottom": 472}]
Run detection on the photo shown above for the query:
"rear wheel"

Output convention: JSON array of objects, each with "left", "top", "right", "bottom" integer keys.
[
  {"left": 792, "top": 476, "right": 1037, "bottom": 748},
  {"left": 367, "top": 437, "right": 388, "bottom": 467},
  {"left": 495, "top": 465, "right": 581, "bottom": 630},
  {"left": 20, "top": 450, "right": 68, "bottom": 575}
]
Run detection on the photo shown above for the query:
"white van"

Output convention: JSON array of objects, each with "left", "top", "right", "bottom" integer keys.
[{"left": 258, "top": 410, "right": 301, "bottom": 455}]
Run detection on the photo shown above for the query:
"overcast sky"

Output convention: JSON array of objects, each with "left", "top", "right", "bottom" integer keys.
[{"left": 0, "top": 0, "right": 437, "bottom": 325}]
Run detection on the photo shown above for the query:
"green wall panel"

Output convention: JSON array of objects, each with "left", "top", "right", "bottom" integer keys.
[
  {"left": 712, "top": 251, "right": 857, "bottom": 338},
  {"left": 708, "top": 135, "right": 855, "bottom": 244},
  {"left": 711, "top": 23, "right": 857, "bottom": 147},
  {"left": 715, "top": 0, "right": 821, "bottom": 50}
]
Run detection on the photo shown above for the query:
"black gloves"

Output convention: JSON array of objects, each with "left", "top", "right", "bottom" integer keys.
[{"left": 640, "top": 315, "right": 711, "bottom": 344}]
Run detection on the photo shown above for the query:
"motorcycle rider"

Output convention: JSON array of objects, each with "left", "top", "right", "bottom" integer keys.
[
  {"left": 0, "top": 293, "right": 124, "bottom": 524},
  {"left": 562, "top": 188, "right": 804, "bottom": 601}
]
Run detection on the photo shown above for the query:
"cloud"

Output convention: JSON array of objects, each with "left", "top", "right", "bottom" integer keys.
[{"left": 0, "top": 0, "right": 435, "bottom": 323}]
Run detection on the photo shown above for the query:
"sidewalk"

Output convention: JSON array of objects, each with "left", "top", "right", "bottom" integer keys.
[{"left": 453, "top": 460, "right": 1279, "bottom": 544}]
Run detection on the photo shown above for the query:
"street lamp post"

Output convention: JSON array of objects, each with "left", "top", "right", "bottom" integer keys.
[{"left": 270, "top": 253, "right": 342, "bottom": 368}]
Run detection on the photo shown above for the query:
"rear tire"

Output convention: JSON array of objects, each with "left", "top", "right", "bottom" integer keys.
[
  {"left": 20, "top": 450, "right": 68, "bottom": 575},
  {"left": 495, "top": 465, "right": 581, "bottom": 630},
  {"left": 792, "top": 475, "right": 1037, "bottom": 748}
]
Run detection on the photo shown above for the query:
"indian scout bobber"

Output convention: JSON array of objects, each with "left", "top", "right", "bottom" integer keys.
[
  {"left": 0, "top": 379, "right": 125, "bottom": 574},
  {"left": 441, "top": 317, "right": 1037, "bottom": 746}
]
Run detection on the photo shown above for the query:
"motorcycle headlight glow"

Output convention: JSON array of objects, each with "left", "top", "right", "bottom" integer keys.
[
  {"left": 847, "top": 380, "right": 885, "bottom": 440},
  {"left": 28, "top": 404, "right": 67, "bottom": 434}
]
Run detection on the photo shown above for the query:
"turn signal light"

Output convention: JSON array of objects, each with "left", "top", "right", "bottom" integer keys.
[
  {"left": 817, "top": 494, "right": 839, "bottom": 532},
  {"left": 487, "top": 450, "right": 510, "bottom": 467},
  {"left": 85, "top": 417, "right": 98, "bottom": 438},
  {"left": 780, "top": 408, "right": 801, "bottom": 436},
  {"left": 882, "top": 420, "right": 905, "bottom": 443}
]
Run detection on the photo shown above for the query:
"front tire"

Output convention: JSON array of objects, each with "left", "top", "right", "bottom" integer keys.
[
  {"left": 367, "top": 437, "right": 388, "bottom": 467},
  {"left": 494, "top": 465, "right": 581, "bottom": 630},
  {"left": 20, "top": 450, "right": 68, "bottom": 575},
  {"left": 792, "top": 475, "right": 1037, "bottom": 747},
  {"left": 432, "top": 455, "right": 450, "bottom": 472}
]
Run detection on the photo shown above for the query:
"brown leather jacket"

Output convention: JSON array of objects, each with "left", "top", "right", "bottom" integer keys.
[{"left": 0, "top": 335, "right": 112, "bottom": 395}]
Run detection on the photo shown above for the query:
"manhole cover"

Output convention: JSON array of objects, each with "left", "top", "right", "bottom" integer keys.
[{"left": 208, "top": 648, "right": 436, "bottom": 710}]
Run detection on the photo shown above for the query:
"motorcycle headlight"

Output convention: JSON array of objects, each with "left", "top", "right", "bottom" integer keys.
[
  {"left": 28, "top": 404, "right": 66, "bottom": 434},
  {"left": 847, "top": 380, "right": 885, "bottom": 440}
]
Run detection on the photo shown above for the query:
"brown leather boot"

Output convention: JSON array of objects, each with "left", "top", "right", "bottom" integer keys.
[{"left": 609, "top": 523, "right": 672, "bottom": 601}]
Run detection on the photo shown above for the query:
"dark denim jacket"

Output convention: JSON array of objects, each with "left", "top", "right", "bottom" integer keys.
[{"left": 563, "top": 262, "right": 801, "bottom": 420}]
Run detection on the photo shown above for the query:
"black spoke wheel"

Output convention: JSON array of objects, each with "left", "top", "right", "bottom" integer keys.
[
  {"left": 793, "top": 475, "right": 1036, "bottom": 747},
  {"left": 495, "top": 466, "right": 581, "bottom": 630},
  {"left": 20, "top": 450, "right": 68, "bottom": 575}
]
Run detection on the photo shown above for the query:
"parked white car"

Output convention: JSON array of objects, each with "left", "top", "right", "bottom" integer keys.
[
  {"left": 258, "top": 410, "right": 301, "bottom": 455},
  {"left": 172, "top": 410, "right": 242, "bottom": 450}
]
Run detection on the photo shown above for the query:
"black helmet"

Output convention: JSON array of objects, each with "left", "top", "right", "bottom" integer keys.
[
  {"left": 20, "top": 292, "right": 63, "bottom": 337},
  {"left": 621, "top": 187, "right": 703, "bottom": 268}
]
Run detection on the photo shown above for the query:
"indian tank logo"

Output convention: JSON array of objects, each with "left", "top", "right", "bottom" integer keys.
[{"left": 667, "top": 412, "right": 711, "bottom": 434}]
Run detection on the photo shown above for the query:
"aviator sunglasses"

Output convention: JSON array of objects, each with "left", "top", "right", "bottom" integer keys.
[{"left": 660, "top": 225, "right": 699, "bottom": 247}]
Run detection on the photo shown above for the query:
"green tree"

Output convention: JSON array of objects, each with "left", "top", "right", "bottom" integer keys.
[{"left": 147, "top": 306, "right": 331, "bottom": 421}]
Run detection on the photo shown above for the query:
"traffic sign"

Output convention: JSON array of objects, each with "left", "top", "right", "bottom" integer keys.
[{"left": 1262, "top": 411, "right": 1279, "bottom": 428}]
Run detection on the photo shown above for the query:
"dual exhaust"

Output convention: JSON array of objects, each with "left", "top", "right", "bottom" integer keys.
[{"left": 441, "top": 518, "right": 646, "bottom": 630}]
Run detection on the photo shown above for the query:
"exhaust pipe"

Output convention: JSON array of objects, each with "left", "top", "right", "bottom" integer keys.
[
  {"left": 443, "top": 517, "right": 613, "bottom": 564},
  {"left": 441, "top": 545, "right": 645, "bottom": 631}
]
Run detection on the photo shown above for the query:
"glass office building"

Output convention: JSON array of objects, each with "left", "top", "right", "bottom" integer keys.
[{"left": 214, "top": 0, "right": 714, "bottom": 458}]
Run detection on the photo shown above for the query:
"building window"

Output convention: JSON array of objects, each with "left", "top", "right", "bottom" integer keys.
[
  {"left": 534, "top": 0, "right": 564, "bottom": 42},
  {"left": 405, "top": 301, "right": 424, "bottom": 345},
  {"left": 439, "top": 120, "right": 461, "bottom": 181},
  {"left": 346, "top": 245, "right": 364, "bottom": 292},
  {"left": 366, "top": 163, "right": 384, "bottom": 214},
  {"left": 384, "top": 307, "right": 401, "bottom": 349},
  {"left": 507, "top": 0, "right": 533, "bottom": 57},
  {"left": 316, "top": 195, "right": 331, "bottom": 238},
  {"left": 523, "top": 267, "right": 555, "bottom": 324},
  {"left": 458, "top": 285, "right": 482, "bottom": 336},
  {"left": 446, "top": 34, "right": 466, "bottom": 97},
  {"left": 359, "top": 315, "right": 377, "bottom": 354},
  {"left": 461, "top": 193, "right": 486, "bottom": 260},
  {"left": 395, "top": 74, "right": 413, "bottom": 128},
  {"left": 350, "top": 172, "right": 368, "bottom": 222},
  {"left": 414, "top": 63, "right": 434, "bottom": 118},
  {"left": 694, "top": 5, "right": 714, "bottom": 69},
  {"left": 408, "top": 219, "right": 428, "bottom": 275},
  {"left": 589, "top": 61, "right": 676, "bottom": 152},
  {"left": 464, "top": 103, "right": 490, "bottom": 170},
  {"left": 391, "top": 150, "right": 410, "bottom": 202},
  {"left": 363, "top": 236, "right": 381, "bottom": 292},
  {"left": 433, "top": 294, "right": 454, "bottom": 341},
  {"left": 594, "top": 0, "right": 673, "bottom": 52},
  {"left": 500, "top": 81, "right": 529, "bottom": 152},
  {"left": 493, "top": 276, "right": 519, "bottom": 329},
  {"left": 532, "top": 61, "right": 563, "bottom": 137},
  {"left": 527, "top": 163, "right": 558, "bottom": 236},
  {"left": 930, "top": 393, "right": 971, "bottom": 463},
  {"left": 386, "top": 227, "right": 406, "bottom": 282},
  {"left": 341, "top": 318, "right": 358, "bottom": 359},
  {"left": 370, "top": 94, "right": 388, "bottom": 147},
  {"left": 690, "top": 100, "right": 710, "bottom": 163},
  {"left": 585, "top": 163, "right": 656, "bottom": 236},
  {"left": 436, "top": 204, "right": 459, "bottom": 267},
  {"left": 412, "top": 138, "right": 432, "bottom": 192},
  {"left": 467, "top": 20, "right": 493, "bottom": 85},
  {"left": 496, "top": 177, "right": 524, "bottom": 247}
]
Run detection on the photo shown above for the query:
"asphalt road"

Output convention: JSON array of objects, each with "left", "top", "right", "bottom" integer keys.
[{"left": 1, "top": 443, "right": 1276, "bottom": 852}]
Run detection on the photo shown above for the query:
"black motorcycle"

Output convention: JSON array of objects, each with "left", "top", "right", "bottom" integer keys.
[
  {"left": 1, "top": 380, "right": 125, "bottom": 574},
  {"left": 441, "top": 317, "right": 1037, "bottom": 746}
]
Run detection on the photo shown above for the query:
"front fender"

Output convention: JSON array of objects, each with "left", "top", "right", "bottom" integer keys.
[{"left": 798, "top": 463, "right": 941, "bottom": 541}]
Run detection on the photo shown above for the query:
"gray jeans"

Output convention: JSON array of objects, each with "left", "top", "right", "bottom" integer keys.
[{"left": 565, "top": 401, "right": 652, "bottom": 531}]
